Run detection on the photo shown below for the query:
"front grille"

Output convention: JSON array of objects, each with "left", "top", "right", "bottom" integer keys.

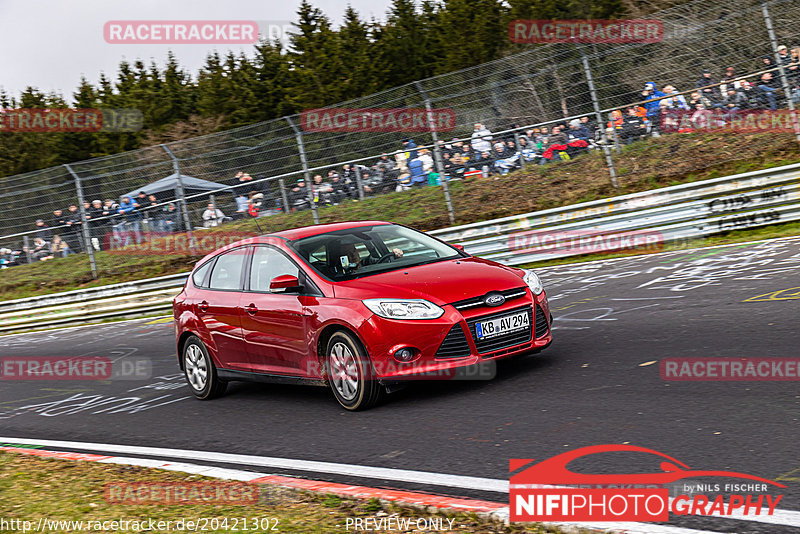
[
  {"left": 466, "top": 306, "right": 533, "bottom": 354},
  {"left": 534, "top": 305, "right": 549, "bottom": 338},
  {"left": 451, "top": 287, "right": 528, "bottom": 310},
  {"left": 435, "top": 324, "right": 472, "bottom": 359}
]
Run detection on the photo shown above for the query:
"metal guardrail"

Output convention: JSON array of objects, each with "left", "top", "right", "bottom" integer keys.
[
  {"left": 1, "top": 162, "right": 799, "bottom": 333},
  {"left": 0, "top": 274, "right": 187, "bottom": 334},
  {"left": 0, "top": 273, "right": 188, "bottom": 314},
  {"left": 430, "top": 161, "right": 800, "bottom": 265}
]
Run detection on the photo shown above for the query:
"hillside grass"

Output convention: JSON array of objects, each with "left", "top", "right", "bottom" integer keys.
[{"left": 2, "top": 130, "right": 800, "bottom": 301}]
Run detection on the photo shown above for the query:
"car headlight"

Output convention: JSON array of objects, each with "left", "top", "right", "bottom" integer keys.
[
  {"left": 523, "top": 269, "right": 544, "bottom": 295},
  {"left": 363, "top": 299, "right": 445, "bottom": 320}
]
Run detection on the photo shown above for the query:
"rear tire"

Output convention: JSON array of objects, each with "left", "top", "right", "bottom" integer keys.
[
  {"left": 183, "top": 335, "right": 227, "bottom": 400},
  {"left": 325, "top": 331, "right": 381, "bottom": 411}
]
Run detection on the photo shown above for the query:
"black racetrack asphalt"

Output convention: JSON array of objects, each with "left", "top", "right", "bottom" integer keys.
[{"left": 2, "top": 237, "right": 799, "bottom": 533}]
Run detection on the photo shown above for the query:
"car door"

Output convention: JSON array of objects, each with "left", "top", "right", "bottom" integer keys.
[
  {"left": 201, "top": 246, "right": 249, "bottom": 370},
  {"left": 240, "top": 245, "right": 311, "bottom": 375}
]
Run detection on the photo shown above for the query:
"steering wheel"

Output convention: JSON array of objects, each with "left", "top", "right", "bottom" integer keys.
[{"left": 375, "top": 252, "right": 397, "bottom": 263}]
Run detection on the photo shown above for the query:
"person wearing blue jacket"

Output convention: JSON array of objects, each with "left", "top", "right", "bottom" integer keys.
[
  {"left": 407, "top": 157, "right": 427, "bottom": 187},
  {"left": 117, "top": 195, "right": 142, "bottom": 245},
  {"left": 641, "top": 82, "right": 665, "bottom": 136},
  {"left": 402, "top": 138, "right": 418, "bottom": 160}
]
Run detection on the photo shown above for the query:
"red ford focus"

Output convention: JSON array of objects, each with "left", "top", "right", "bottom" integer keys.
[{"left": 173, "top": 221, "right": 552, "bottom": 410}]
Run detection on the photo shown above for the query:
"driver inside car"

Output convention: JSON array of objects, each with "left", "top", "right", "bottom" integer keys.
[{"left": 339, "top": 242, "right": 403, "bottom": 271}]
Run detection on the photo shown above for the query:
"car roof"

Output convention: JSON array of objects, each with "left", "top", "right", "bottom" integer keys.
[
  {"left": 271, "top": 220, "right": 392, "bottom": 241},
  {"left": 192, "top": 221, "right": 394, "bottom": 267}
]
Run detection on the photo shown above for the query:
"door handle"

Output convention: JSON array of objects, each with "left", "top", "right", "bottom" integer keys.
[
  {"left": 198, "top": 300, "right": 209, "bottom": 313},
  {"left": 245, "top": 303, "right": 258, "bottom": 315}
]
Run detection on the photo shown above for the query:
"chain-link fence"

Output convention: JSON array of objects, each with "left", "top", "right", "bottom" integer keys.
[{"left": 2, "top": 0, "right": 800, "bottom": 291}]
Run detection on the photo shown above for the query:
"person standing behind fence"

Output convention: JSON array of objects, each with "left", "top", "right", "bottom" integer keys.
[
  {"left": 408, "top": 157, "right": 427, "bottom": 187},
  {"left": 695, "top": 69, "right": 721, "bottom": 107},
  {"left": 471, "top": 123, "right": 493, "bottom": 153},
  {"left": 88, "top": 200, "right": 105, "bottom": 251},
  {"left": 64, "top": 204, "right": 84, "bottom": 253},
  {"left": 118, "top": 196, "right": 142, "bottom": 245},
  {"left": 35, "top": 219, "right": 53, "bottom": 241},
  {"left": 757, "top": 72, "right": 778, "bottom": 109},
  {"left": 401, "top": 139, "right": 418, "bottom": 160},
  {"left": 162, "top": 202, "right": 180, "bottom": 232},
  {"left": 102, "top": 199, "right": 120, "bottom": 247},
  {"left": 202, "top": 203, "right": 226, "bottom": 228},
  {"left": 641, "top": 82, "right": 665, "bottom": 136}
]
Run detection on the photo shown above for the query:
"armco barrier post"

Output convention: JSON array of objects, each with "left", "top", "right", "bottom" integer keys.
[
  {"left": 761, "top": 0, "right": 800, "bottom": 145},
  {"left": 610, "top": 123, "right": 622, "bottom": 154},
  {"left": 514, "top": 131, "right": 527, "bottom": 170},
  {"left": 64, "top": 164, "right": 98, "bottom": 279},
  {"left": 285, "top": 117, "right": 319, "bottom": 224},
  {"left": 160, "top": 144, "right": 196, "bottom": 254},
  {"left": 22, "top": 235, "right": 32, "bottom": 264},
  {"left": 578, "top": 46, "right": 619, "bottom": 189},
  {"left": 354, "top": 164, "right": 366, "bottom": 200},
  {"left": 278, "top": 178, "right": 290, "bottom": 213},
  {"left": 416, "top": 81, "right": 456, "bottom": 225}
]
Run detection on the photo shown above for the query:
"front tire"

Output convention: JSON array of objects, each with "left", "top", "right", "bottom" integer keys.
[
  {"left": 326, "top": 331, "right": 381, "bottom": 411},
  {"left": 183, "top": 335, "right": 227, "bottom": 400}
]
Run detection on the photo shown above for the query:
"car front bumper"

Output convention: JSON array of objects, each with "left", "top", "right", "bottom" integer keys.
[{"left": 357, "top": 290, "right": 553, "bottom": 380}]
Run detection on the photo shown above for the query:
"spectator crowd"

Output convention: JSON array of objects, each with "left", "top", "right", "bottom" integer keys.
[{"left": 3, "top": 49, "right": 800, "bottom": 269}]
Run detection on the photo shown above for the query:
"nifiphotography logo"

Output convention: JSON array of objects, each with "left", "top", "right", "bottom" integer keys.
[{"left": 510, "top": 444, "right": 785, "bottom": 522}]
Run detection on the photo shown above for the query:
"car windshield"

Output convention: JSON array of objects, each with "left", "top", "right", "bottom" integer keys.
[{"left": 290, "top": 224, "right": 462, "bottom": 281}]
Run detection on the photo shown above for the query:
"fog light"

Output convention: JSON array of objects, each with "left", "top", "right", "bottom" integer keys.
[{"left": 394, "top": 348, "right": 416, "bottom": 362}]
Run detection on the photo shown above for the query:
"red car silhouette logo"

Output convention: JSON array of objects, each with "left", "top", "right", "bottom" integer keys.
[{"left": 510, "top": 444, "right": 786, "bottom": 487}]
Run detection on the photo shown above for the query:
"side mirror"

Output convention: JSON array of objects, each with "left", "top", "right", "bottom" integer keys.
[
  {"left": 270, "top": 274, "right": 302, "bottom": 292},
  {"left": 453, "top": 244, "right": 465, "bottom": 252}
]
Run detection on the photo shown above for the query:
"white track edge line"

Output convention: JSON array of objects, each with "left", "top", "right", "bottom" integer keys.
[
  {"left": 2, "top": 444, "right": 725, "bottom": 534},
  {"left": 1, "top": 437, "right": 797, "bottom": 530}
]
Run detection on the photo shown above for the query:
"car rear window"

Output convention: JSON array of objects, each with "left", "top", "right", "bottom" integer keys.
[
  {"left": 191, "top": 259, "right": 213, "bottom": 288},
  {"left": 208, "top": 249, "right": 246, "bottom": 290}
]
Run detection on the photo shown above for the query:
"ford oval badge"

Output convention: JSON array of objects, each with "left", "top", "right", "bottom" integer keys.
[{"left": 484, "top": 293, "right": 506, "bottom": 306}]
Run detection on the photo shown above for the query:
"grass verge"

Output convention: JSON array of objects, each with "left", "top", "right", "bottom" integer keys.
[
  {"left": 0, "top": 450, "right": 566, "bottom": 534},
  {"left": 2, "top": 130, "right": 800, "bottom": 300}
]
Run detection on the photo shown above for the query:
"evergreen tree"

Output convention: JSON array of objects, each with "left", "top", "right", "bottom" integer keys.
[
  {"left": 286, "top": 0, "right": 344, "bottom": 109},
  {"left": 508, "top": 0, "right": 624, "bottom": 21},
  {"left": 338, "top": 6, "right": 376, "bottom": 96},
  {"left": 196, "top": 51, "right": 231, "bottom": 118},
  {"left": 251, "top": 40, "right": 293, "bottom": 120},
  {"left": 434, "top": 0, "right": 507, "bottom": 74},
  {"left": 373, "top": 0, "right": 436, "bottom": 87},
  {"left": 153, "top": 51, "right": 195, "bottom": 125}
]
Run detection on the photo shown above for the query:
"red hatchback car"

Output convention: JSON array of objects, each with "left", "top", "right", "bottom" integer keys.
[{"left": 173, "top": 221, "right": 552, "bottom": 410}]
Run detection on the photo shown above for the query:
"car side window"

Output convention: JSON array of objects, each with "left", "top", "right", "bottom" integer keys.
[
  {"left": 250, "top": 246, "right": 300, "bottom": 292},
  {"left": 192, "top": 259, "right": 213, "bottom": 288},
  {"left": 208, "top": 249, "right": 245, "bottom": 290}
]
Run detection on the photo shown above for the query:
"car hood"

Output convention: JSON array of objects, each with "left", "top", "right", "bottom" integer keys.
[{"left": 332, "top": 257, "right": 526, "bottom": 305}]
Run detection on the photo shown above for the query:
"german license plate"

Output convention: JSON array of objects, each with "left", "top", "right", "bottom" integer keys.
[{"left": 475, "top": 311, "right": 529, "bottom": 340}]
